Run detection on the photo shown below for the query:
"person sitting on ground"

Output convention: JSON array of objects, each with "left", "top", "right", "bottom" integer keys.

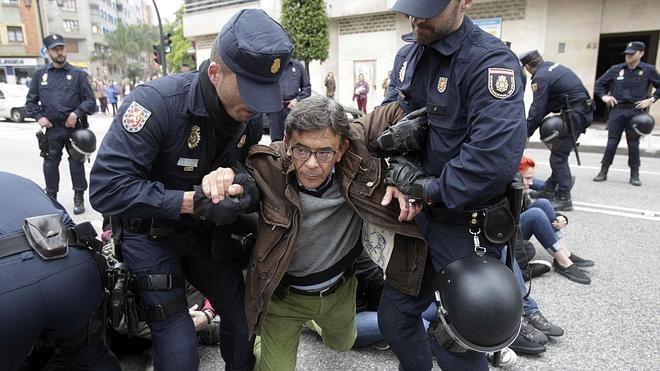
[{"left": 519, "top": 155, "right": 594, "bottom": 284}]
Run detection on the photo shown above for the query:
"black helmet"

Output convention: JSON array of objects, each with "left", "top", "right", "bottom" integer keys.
[
  {"left": 433, "top": 254, "right": 522, "bottom": 352},
  {"left": 539, "top": 115, "right": 567, "bottom": 151},
  {"left": 69, "top": 128, "right": 97, "bottom": 162},
  {"left": 629, "top": 113, "right": 655, "bottom": 138}
]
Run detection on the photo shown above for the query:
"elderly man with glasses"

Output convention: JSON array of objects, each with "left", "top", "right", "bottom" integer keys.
[{"left": 243, "top": 95, "right": 428, "bottom": 371}]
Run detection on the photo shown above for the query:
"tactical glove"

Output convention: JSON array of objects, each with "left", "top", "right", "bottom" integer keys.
[
  {"left": 193, "top": 174, "right": 260, "bottom": 225},
  {"left": 383, "top": 156, "right": 431, "bottom": 202},
  {"left": 377, "top": 107, "right": 428, "bottom": 157}
]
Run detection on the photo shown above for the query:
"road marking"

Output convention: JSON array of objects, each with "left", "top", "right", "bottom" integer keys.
[
  {"left": 573, "top": 201, "right": 660, "bottom": 221},
  {"left": 534, "top": 161, "right": 660, "bottom": 175}
]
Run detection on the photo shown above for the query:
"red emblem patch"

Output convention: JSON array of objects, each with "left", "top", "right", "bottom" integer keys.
[{"left": 122, "top": 101, "right": 151, "bottom": 133}]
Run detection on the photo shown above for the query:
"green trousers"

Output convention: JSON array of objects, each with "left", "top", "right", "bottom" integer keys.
[{"left": 254, "top": 275, "right": 357, "bottom": 371}]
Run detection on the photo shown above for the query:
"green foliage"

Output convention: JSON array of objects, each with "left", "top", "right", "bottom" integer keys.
[
  {"left": 281, "top": 0, "right": 329, "bottom": 70},
  {"left": 165, "top": 5, "right": 195, "bottom": 73},
  {"left": 104, "top": 22, "right": 159, "bottom": 78}
]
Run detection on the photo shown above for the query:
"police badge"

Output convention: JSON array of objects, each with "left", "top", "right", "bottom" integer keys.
[
  {"left": 122, "top": 101, "right": 151, "bottom": 133},
  {"left": 187, "top": 125, "right": 201, "bottom": 149},
  {"left": 271, "top": 58, "right": 281, "bottom": 74},
  {"left": 398, "top": 61, "right": 408, "bottom": 83},
  {"left": 237, "top": 134, "right": 247, "bottom": 148},
  {"left": 487, "top": 68, "right": 515, "bottom": 99},
  {"left": 437, "top": 77, "right": 448, "bottom": 93}
]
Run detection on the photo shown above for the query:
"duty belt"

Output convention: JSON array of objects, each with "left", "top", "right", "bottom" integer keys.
[
  {"left": 0, "top": 222, "right": 98, "bottom": 260},
  {"left": 615, "top": 102, "right": 637, "bottom": 109},
  {"left": 427, "top": 197, "right": 509, "bottom": 228}
]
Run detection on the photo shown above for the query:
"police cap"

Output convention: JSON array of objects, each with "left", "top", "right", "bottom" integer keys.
[
  {"left": 519, "top": 50, "right": 541, "bottom": 66},
  {"left": 218, "top": 9, "right": 294, "bottom": 113},
  {"left": 623, "top": 41, "right": 645, "bottom": 54},
  {"left": 43, "top": 34, "right": 65, "bottom": 49},
  {"left": 392, "top": 0, "right": 451, "bottom": 19}
]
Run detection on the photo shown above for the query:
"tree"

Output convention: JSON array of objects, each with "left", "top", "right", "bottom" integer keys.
[
  {"left": 103, "top": 22, "right": 159, "bottom": 79},
  {"left": 165, "top": 6, "right": 195, "bottom": 73},
  {"left": 280, "top": 0, "right": 329, "bottom": 71}
]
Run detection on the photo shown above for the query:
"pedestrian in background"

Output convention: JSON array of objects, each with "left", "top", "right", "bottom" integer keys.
[
  {"left": 382, "top": 71, "right": 391, "bottom": 97},
  {"left": 353, "top": 73, "right": 369, "bottom": 114},
  {"left": 325, "top": 72, "right": 336, "bottom": 99},
  {"left": 25, "top": 33, "right": 96, "bottom": 214},
  {"left": 593, "top": 41, "right": 660, "bottom": 186}
]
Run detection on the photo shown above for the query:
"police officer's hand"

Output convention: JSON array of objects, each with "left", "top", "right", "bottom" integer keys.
[
  {"left": 635, "top": 98, "right": 653, "bottom": 110},
  {"left": 38, "top": 117, "right": 53, "bottom": 129},
  {"left": 376, "top": 107, "right": 428, "bottom": 157},
  {"left": 601, "top": 95, "right": 618, "bottom": 108},
  {"left": 382, "top": 185, "right": 422, "bottom": 222},
  {"left": 66, "top": 112, "right": 78, "bottom": 128},
  {"left": 202, "top": 167, "right": 236, "bottom": 203},
  {"left": 383, "top": 156, "right": 431, "bottom": 205},
  {"left": 287, "top": 98, "right": 298, "bottom": 110},
  {"left": 193, "top": 174, "right": 259, "bottom": 225}
]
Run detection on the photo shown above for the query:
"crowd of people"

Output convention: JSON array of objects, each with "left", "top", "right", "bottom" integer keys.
[{"left": 3, "top": 0, "right": 659, "bottom": 370}]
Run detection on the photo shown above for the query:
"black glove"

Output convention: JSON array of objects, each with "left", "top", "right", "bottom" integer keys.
[
  {"left": 192, "top": 174, "right": 260, "bottom": 225},
  {"left": 377, "top": 107, "right": 428, "bottom": 157},
  {"left": 383, "top": 156, "right": 431, "bottom": 202}
]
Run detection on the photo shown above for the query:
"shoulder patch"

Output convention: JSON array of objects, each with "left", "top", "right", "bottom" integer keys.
[
  {"left": 531, "top": 82, "right": 538, "bottom": 93},
  {"left": 488, "top": 68, "right": 515, "bottom": 99},
  {"left": 122, "top": 101, "right": 151, "bottom": 133}
]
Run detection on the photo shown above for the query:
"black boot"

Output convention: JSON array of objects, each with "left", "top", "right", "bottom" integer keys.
[
  {"left": 593, "top": 165, "right": 609, "bottom": 182},
  {"left": 74, "top": 191, "right": 85, "bottom": 215},
  {"left": 528, "top": 182, "right": 556, "bottom": 200},
  {"left": 630, "top": 167, "right": 641, "bottom": 186},
  {"left": 551, "top": 190, "right": 573, "bottom": 211},
  {"left": 46, "top": 190, "right": 57, "bottom": 201}
]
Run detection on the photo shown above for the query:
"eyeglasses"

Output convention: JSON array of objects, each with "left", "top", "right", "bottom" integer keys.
[{"left": 290, "top": 146, "right": 338, "bottom": 163}]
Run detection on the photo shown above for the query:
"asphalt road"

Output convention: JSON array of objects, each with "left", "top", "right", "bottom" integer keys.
[{"left": 1, "top": 115, "right": 658, "bottom": 370}]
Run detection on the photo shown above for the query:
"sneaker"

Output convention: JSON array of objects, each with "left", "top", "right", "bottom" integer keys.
[
  {"left": 569, "top": 253, "right": 595, "bottom": 268},
  {"left": 370, "top": 340, "right": 390, "bottom": 351},
  {"left": 525, "top": 311, "right": 564, "bottom": 337},
  {"left": 522, "top": 260, "right": 552, "bottom": 281},
  {"left": 509, "top": 318, "right": 547, "bottom": 355},
  {"left": 553, "top": 260, "right": 591, "bottom": 285},
  {"left": 487, "top": 347, "right": 517, "bottom": 368}
]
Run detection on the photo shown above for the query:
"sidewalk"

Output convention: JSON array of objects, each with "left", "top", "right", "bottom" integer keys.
[{"left": 527, "top": 122, "right": 660, "bottom": 158}]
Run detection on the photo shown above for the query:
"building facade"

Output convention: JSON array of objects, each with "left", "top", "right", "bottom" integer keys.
[
  {"left": 182, "top": 0, "right": 659, "bottom": 121},
  {"left": 0, "top": 0, "right": 41, "bottom": 84}
]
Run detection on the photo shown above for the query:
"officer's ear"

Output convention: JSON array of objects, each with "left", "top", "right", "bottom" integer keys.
[
  {"left": 208, "top": 62, "right": 220, "bottom": 84},
  {"left": 462, "top": 0, "right": 474, "bottom": 10}
]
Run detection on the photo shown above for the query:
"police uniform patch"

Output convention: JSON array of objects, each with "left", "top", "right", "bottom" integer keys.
[
  {"left": 638, "top": 70, "right": 644, "bottom": 76},
  {"left": 437, "top": 77, "right": 448, "bottom": 93},
  {"left": 271, "top": 58, "right": 281, "bottom": 74},
  {"left": 398, "top": 61, "right": 408, "bottom": 83},
  {"left": 237, "top": 134, "right": 247, "bottom": 148},
  {"left": 187, "top": 125, "right": 201, "bottom": 149},
  {"left": 531, "top": 82, "right": 538, "bottom": 93},
  {"left": 122, "top": 101, "right": 151, "bottom": 133},
  {"left": 66, "top": 74, "right": 72, "bottom": 80},
  {"left": 487, "top": 68, "right": 515, "bottom": 99}
]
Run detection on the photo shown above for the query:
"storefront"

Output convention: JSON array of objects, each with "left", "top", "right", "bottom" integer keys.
[{"left": 0, "top": 57, "right": 40, "bottom": 85}]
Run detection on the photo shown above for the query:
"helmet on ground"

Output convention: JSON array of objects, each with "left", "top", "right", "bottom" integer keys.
[
  {"left": 629, "top": 113, "right": 655, "bottom": 139},
  {"left": 69, "top": 128, "right": 97, "bottom": 162},
  {"left": 433, "top": 254, "right": 522, "bottom": 353},
  {"left": 539, "top": 115, "right": 567, "bottom": 151}
]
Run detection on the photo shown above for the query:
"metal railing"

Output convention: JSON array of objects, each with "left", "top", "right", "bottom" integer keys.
[{"left": 184, "top": 0, "right": 258, "bottom": 14}]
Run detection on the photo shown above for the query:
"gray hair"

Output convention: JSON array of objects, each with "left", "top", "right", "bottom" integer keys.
[{"left": 284, "top": 95, "right": 355, "bottom": 142}]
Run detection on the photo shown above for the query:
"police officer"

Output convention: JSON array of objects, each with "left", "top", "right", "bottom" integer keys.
[
  {"left": 593, "top": 41, "right": 660, "bottom": 186},
  {"left": 0, "top": 171, "right": 120, "bottom": 371},
  {"left": 378, "top": 0, "right": 527, "bottom": 370},
  {"left": 26, "top": 34, "right": 96, "bottom": 215},
  {"left": 266, "top": 58, "right": 311, "bottom": 141},
  {"left": 89, "top": 10, "right": 293, "bottom": 371},
  {"left": 519, "top": 50, "right": 594, "bottom": 211}
]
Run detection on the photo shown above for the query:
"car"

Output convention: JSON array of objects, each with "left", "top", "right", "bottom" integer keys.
[{"left": 0, "top": 83, "right": 29, "bottom": 123}]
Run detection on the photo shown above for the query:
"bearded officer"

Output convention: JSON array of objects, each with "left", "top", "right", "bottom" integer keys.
[
  {"left": 379, "top": 0, "right": 527, "bottom": 370},
  {"left": 89, "top": 10, "right": 293, "bottom": 371}
]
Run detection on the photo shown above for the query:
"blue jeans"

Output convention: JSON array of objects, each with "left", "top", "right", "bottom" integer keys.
[
  {"left": 501, "top": 247, "right": 538, "bottom": 316},
  {"left": 521, "top": 199, "right": 561, "bottom": 253},
  {"left": 355, "top": 304, "right": 437, "bottom": 348}
]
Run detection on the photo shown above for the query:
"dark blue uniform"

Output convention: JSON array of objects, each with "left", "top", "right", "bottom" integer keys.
[
  {"left": 0, "top": 171, "right": 119, "bottom": 371},
  {"left": 25, "top": 62, "right": 96, "bottom": 195},
  {"left": 90, "top": 69, "right": 260, "bottom": 371},
  {"left": 594, "top": 62, "right": 660, "bottom": 168},
  {"left": 527, "top": 61, "right": 593, "bottom": 192},
  {"left": 266, "top": 59, "right": 311, "bottom": 141},
  {"left": 379, "top": 17, "right": 526, "bottom": 371}
]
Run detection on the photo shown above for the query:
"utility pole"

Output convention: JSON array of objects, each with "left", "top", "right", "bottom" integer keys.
[
  {"left": 151, "top": 0, "right": 168, "bottom": 76},
  {"left": 35, "top": 0, "right": 49, "bottom": 64}
]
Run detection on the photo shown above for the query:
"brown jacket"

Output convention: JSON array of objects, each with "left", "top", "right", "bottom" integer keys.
[{"left": 244, "top": 102, "right": 426, "bottom": 335}]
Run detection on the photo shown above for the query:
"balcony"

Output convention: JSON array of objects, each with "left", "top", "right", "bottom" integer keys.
[{"left": 184, "top": 0, "right": 258, "bottom": 14}]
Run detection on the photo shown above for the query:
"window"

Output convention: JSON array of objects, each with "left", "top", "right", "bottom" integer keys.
[
  {"left": 7, "top": 26, "right": 24, "bottom": 43},
  {"left": 63, "top": 19, "right": 79, "bottom": 32},
  {"left": 92, "top": 23, "right": 99, "bottom": 34},
  {"left": 62, "top": 0, "right": 76, "bottom": 11},
  {"left": 65, "top": 40, "right": 79, "bottom": 53},
  {"left": 3, "top": 0, "right": 19, "bottom": 7}
]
